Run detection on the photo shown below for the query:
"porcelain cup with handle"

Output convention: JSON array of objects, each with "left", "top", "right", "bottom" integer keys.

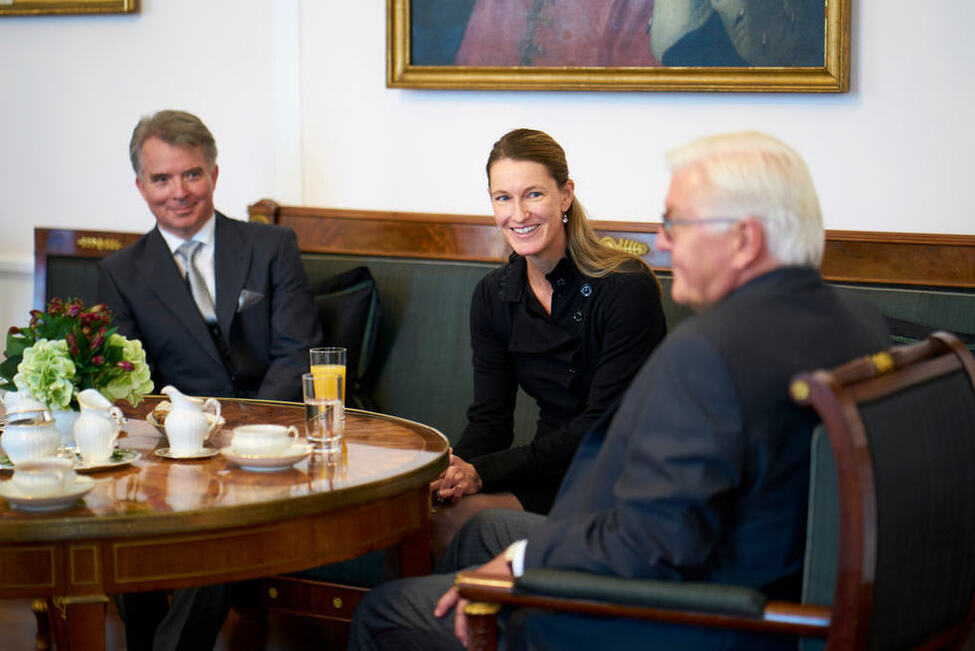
[
  {"left": 231, "top": 424, "right": 300, "bottom": 457},
  {"left": 11, "top": 458, "right": 77, "bottom": 497}
]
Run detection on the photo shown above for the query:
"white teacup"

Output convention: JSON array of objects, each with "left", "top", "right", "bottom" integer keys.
[
  {"left": 11, "top": 458, "right": 77, "bottom": 497},
  {"left": 231, "top": 424, "right": 299, "bottom": 457}
]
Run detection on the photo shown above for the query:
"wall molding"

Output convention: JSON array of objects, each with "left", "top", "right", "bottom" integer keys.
[
  {"left": 0, "top": 253, "right": 33, "bottom": 276},
  {"left": 248, "top": 199, "right": 975, "bottom": 289}
]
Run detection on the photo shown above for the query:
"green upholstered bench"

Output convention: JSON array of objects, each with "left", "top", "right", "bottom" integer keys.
[
  {"left": 34, "top": 210, "right": 975, "bottom": 445},
  {"left": 30, "top": 205, "right": 975, "bottom": 638}
]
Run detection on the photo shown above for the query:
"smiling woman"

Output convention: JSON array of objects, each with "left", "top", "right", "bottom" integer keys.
[{"left": 429, "top": 128, "right": 668, "bottom": 557}]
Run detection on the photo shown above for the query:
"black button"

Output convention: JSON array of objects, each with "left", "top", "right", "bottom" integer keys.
[
  {"left": 556, "top": 278, "right": 566, "bottom": 288},
  {"left": 580, "top": 283, "right": 592, "bottom": 297},
  {"left": 568, "top": 367, "right": 578, "bottom": 375},
  {"left": 573, "top": 311, "right": 583, "bottom": 322}
]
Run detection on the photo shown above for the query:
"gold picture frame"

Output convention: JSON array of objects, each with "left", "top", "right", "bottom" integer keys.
[
  {"left": 0, "top": 0, "right": 137, "bottom": 16},
  {"left": 387, "top": 0, "right": 851, "bottom": 93}
]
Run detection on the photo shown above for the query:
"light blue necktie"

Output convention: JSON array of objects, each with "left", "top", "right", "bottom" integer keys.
[{"left": 176, "top": 240, "right": 217, "bottom": 324}]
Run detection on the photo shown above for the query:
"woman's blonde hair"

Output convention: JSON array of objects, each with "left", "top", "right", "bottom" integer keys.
[{"left": 486, "top": 129, "right": 650, "bottom": 278}]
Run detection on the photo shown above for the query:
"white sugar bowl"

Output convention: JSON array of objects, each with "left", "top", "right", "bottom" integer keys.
[{"left": 2, "top": 399, "right": 61, "bottom": 464}]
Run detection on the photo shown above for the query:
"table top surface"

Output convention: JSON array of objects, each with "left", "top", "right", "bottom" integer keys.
[{"left": 0, "top": 397, "right": 449, "bottom": 542}]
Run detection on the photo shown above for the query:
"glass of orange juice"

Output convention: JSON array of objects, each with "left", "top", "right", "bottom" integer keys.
[{"left": 310, "top": 347, "right": 346, "bottom": 404}]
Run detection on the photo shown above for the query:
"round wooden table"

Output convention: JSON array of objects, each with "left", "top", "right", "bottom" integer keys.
[{"left": 0, "top": 397, "right": 449, "bottom": 650}]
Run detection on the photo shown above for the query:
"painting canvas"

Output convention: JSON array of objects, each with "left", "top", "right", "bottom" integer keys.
[
  {"left": 0, "top": 0, "right": 137, "bottom": 15},
  {"left": 388, "top": 0, "right": 850, "bottom": 92}
]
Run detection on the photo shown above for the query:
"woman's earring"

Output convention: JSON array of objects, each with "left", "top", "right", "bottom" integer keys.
[{"left": 562, "top": 213, "right": 569, "bottom": 224}]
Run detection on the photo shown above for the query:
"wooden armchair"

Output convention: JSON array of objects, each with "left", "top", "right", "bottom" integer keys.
[{"left": 457, "top": 332, "right": 975, "bottom": 650}]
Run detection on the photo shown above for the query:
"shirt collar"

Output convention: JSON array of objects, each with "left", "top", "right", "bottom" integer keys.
[
  {"left": 498, "top": 253, "right": 581, "bottom": 302},
  {"left": 157, "top": 213, "right": 217, "bottom": 254}
]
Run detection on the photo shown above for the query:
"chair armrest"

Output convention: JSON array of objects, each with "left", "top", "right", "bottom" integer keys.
[
  {"left": 515, "top": 568, "right": 766, "bottom": 616},
  {"left": 455, "top": 570, "right": 831, "bottom": 638}
]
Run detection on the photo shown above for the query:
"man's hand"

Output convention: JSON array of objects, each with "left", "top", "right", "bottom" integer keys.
[
  {"left": 434, "top": 552, "right": 512, "bottom": 648},
  {"left": 430, "top": 452, "right": 483, "bottom": 505}
]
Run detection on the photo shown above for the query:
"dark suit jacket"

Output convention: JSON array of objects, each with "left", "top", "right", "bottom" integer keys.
[
  {"left": 518, "top": 267, "right": 890, "bottom": 649},
  {"left": 98, "top": 213, "right": 322, "bottom": 401}
]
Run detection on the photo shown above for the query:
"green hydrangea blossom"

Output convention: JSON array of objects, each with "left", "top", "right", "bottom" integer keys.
[
  {"left": 99, "top": 334, "right": 154, "bottom": 406},
  {"left": 13, "top": 338, "right": 76, "bottom": 410},
  {"left": 4, "top": 298, "right": 155, "bottom": 410}
]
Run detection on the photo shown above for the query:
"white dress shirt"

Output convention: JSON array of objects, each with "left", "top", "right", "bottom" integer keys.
[{"left": 158, "top": 215, "right": 217, "bottom": 303}]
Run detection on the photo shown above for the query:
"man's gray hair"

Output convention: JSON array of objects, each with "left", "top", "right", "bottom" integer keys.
[
  {"left": 129, "top": 110, "right": 218, "bottom": 176},
  {"left": 666, "top": 131, "right": 824, "bottom": 267}
]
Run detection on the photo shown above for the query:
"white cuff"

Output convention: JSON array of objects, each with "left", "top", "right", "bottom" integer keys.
[{"left": 503, "top": 539, "right": 528, "bottom": 577}]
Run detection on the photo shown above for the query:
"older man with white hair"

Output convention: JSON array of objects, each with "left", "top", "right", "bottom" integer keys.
[{"left": 348, "top": 132, "right": 890, "bottom": 650}]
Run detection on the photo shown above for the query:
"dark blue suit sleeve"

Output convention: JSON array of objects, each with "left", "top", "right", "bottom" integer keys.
[
  {"left": 98, "top": 261, "right": 140, "bottom": 342},
  {"left": 523, "top": 333, "right": 745, "bottom": 578},
  {"left": 255, "top": 228, "right": 322, "bottom": 400}
]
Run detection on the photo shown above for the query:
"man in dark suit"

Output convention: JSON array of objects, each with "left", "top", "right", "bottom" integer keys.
[
  {"left": 348, "top": 132, "right": 891, "bottom": 650},
  {"left": 99, "top": 110, "right": 321, "bottom": 650},
  {"left": 100, "top": 110, "right": 321, "bottom": 402}
]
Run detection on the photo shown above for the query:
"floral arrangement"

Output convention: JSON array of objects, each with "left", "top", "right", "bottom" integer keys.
[{"left": 0, "top": 298, "right": 154, "bottom": 410}]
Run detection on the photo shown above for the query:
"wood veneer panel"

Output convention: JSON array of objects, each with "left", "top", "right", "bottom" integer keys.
[
  {"left": 248, "top": 200, "right": 975, "bottom": 289},
  {"left": 34, "top": 228, "right": 142, "bottom": 309}
]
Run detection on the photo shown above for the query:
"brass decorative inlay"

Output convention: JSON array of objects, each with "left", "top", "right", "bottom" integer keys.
[
  {"left": 871, "top": 352, "right": 895, "bottom": 375},
  {"left": 455, "top": 573, "right": 513, "bottom": 590},
  {"left": 52, "top": 595, "right": 110, "bottom": 620},
  {"left": 70, "top": 544, "right": 100, "bottom": 586},
  {"left": 790, "top": 380, "right": 810, "bottom": 402},
  {"left": 76, "top": 236, "right": 123, "bottom": 252},
  {"left": 598, "top": 236, "right": 649, "bottom": 257},
  {"left": 464, "top": 602, "right": 501, "bottom": 616},
  {"left": 332, "top": 597, "right": 343, "bottom": 609},
  {"left": 31, "top": 599, "right": 47, "bottom": 617},
  {"left": 268, "top": 587, "right": 279, "bottom": 599},
  {"left": 250, "top": 214, "right": 271, "bottom": 224},
  {"left": 0, "top": 547, "right": 56, "bottom": 588}
]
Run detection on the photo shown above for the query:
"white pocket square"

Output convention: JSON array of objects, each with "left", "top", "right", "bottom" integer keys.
[{"left": 237, "top": 289, "right": 265, "bottom": 313}]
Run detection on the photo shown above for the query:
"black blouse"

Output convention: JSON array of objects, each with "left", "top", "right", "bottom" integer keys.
[{"left": 452, "top": 253, "right": 667, "bottom": 513}]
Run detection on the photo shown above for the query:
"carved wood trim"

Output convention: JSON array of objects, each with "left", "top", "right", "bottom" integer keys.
[
  {"left": 248, "top": 200, "right": 975, "bottom": 289},
  {"left": 33, "top": 228, "right": 143, "bottom": 310}
]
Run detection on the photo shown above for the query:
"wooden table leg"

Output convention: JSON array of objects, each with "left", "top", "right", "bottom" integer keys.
[
  {"left": 33, "top": 598, "right": 52, "bottom": 651},
  {"left": 50, "top": 595, "right": 109, "bottom": 651},
  {"left": 398, "top": 517, "right": 432, "bottom": 577}
]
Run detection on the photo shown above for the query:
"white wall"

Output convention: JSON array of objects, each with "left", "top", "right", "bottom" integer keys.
[
  {"left": 0, "top": 0, "right": 973, "bottom": 328},
  {"left": 0, "top": 0, "right": 292, "bottom": 327},
  {"left": 301, "top": 2, "right": 975, "bottom": 233}
]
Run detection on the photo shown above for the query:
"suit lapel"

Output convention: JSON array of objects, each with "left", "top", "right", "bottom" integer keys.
[
  {"left": 136, "top": 228, "right": 224, "bottom": 366},
  {"left": 213, "top": 213, "right": 252, "bottom": 339}
]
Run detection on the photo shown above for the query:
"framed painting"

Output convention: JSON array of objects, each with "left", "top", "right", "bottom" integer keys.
[
  {"left": 0, "top": 0, "right": 136, "bottom": 15},
  {"left": 387, "top": 0, "right": 851, "bottom": 92}
]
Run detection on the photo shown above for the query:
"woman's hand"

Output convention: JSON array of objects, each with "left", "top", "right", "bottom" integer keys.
[{"left": 430, "top": 452, "right": 483, "bottom": 504}]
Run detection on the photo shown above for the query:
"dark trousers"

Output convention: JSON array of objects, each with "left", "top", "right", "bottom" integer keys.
[
  {"left": 116, "top": 584, "right": 230, "bottom": 651},
  {"left": 348, "top": 509, "right": 799, "bottom": 651},
  {"left": 348, "top": 509, "right": 543, "bottom": 650}
]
